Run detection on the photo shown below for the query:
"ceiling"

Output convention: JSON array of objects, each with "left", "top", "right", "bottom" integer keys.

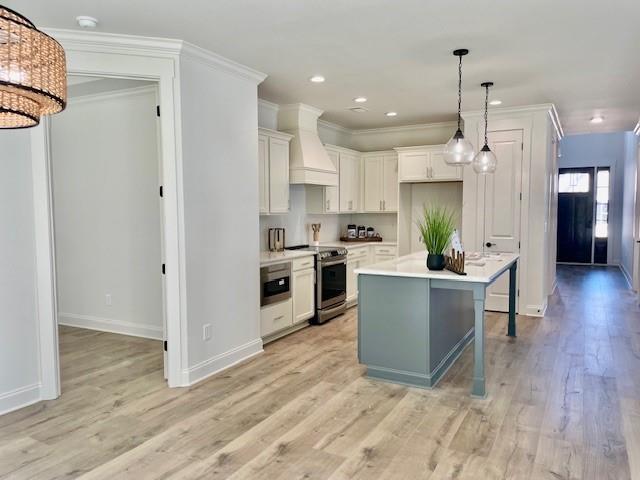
[{"left": 11, "top": 0, "right": 640, "bottom": 134}]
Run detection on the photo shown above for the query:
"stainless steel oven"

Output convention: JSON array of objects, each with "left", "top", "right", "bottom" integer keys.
[
  {"left": 314, "top": 248, "right": 347, "bottom": 324},
  {"left": 260, "top": 262, "right": 291, "bottom": 307}
]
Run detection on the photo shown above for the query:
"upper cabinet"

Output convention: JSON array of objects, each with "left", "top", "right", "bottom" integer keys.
[
  {"left": 258, "top": 128, "right": 293, "bottom": 214},
  {"left": 396, "top": 145, "right": 462, "bottom": 183},
  {"left": 338, "top": 149, "right": 360, "bottom": 213},
  {"left": 362, "top": 152, "right": 398, "bottom": 212}
]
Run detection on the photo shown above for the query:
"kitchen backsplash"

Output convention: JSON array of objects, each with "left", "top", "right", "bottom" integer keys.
[{"left": 259, "top": 185, "right": 397, "bottom": 250}]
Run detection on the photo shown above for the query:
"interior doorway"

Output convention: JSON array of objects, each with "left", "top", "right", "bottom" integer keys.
[
  {"left": 557, "top": 167, "right": 610, "bottom": 264},
  {"left": 49, "top": 75, "right": 167, "bottom": 386}
]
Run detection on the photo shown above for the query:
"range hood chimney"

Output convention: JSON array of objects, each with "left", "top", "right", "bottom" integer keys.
[{"left": 278, "top": 103, "right": 338, "bottom": 186}]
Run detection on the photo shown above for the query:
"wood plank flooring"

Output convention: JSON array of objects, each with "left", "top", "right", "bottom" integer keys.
[{"left": 0, "top": 265, "right": 638, "bottom": 479}]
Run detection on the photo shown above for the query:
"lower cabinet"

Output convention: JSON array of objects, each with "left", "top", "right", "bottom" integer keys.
[
  {"left": 346, "top": 245, "right": 398, "bottom": 305},
  {"left": 293, "top": 267, "right": 315, "bottom": 323},
  {"left": 260, "top": 298, "right": 293, "bottom": 337},
  {"left": 373, "top": 245, "right": 398, "bottom": 264}
]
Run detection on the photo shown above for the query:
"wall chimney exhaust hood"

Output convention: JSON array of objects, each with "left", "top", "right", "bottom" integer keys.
[{"left": 278, "top": 103, "right": 338, "bottom": 186}]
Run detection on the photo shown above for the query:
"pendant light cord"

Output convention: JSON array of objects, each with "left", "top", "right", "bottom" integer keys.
[
  {"left": 457, "top": 54, "right": 463, "bottom": 131},
  {"left": 484, "top": 83, "right": 489, "bottom": 146}
]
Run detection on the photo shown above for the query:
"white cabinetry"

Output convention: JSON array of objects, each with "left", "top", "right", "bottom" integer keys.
[
  {"left": 260, "top": 298, "right": 293, "bottom": 337},
  {"left": 346, "top": 246, "right": 370, "bottom": 304},
  {"left": 396, "top": 145, "right": 462, "bottom": 183},
  {"left": 373, "top": 245, "right": 398, "bottom": 264},
  {"left": 292, "top": 257, "right": 315, "bottom": 323},
  {"left": 258, "top": 128, "right": 293, "bottom": 214},
  {"left": 338, "top": 150, "right": 360, "bottom": 213},
  {"left": 362, "top": 152, "right": 398, "bottom": 212}
]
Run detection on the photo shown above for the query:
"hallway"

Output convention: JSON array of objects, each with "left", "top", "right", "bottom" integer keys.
[{"left": 0, "top": 265, "right": 638, "bottom": 479}]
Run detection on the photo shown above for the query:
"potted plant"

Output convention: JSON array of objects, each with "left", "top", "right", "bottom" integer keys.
[{"left": 416, "top": 205, "right": 456, "bottom": 270}]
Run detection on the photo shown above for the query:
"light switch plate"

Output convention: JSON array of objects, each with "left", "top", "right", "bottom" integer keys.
[{"left": 203, "top": 323, "right": 211, "bottom": 341}]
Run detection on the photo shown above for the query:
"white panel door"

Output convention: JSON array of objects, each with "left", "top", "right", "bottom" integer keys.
[
  {"left": 483, "top": 129, "right": 523, "bottom": 312},
  {"left": 398, "top": 152, "right": 428, "bottom": 182},
  {"left": 293, "top": 268, "right": 315, "bottom": 323},
  {"left": 363, "top": 156, "right": 383, "bottom": 212},
  {"left": 430, "top": 151, "right": 462, "bottom": 181},
  {"left": 258, "top": 134, "right": 269, "bottom": 214},
  {"left": 382, "top": 155, "right": 398, "bottom": 211},
  {"left": 268, "top": 136, "right": 290, "bottom": 213}
]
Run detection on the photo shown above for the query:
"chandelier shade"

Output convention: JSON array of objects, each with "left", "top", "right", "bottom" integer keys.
[{"left": 0, "top": 6, "right": 67, "bottom": 129}]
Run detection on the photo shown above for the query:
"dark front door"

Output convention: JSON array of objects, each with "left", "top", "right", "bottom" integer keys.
[{"left": 557, "top": 167, "right": 594, "bottom": 263}]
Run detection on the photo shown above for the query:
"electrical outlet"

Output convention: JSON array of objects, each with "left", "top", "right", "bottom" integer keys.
[
  {"left": 203, "top": 323, "right": 211, "bottom": 341},
  {"left": 105, "top": 294, "right": 112, "bottom": 306}
]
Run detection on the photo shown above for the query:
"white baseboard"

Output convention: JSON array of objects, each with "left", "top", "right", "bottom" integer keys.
[
  {"left": 521, "top": 302, "right": 546, "bottom": 317},
  {"left": 620, "top": 264, "right": 634, "bottom": 289},
  {"left": 58, "top": 312, "right": 163, "bottom": 340},
  {"left": 185, "top": 338, "right": 263, "bottom": 386},
  {"left": 0, "top": 383, "right": 41, "bottom": 416}
]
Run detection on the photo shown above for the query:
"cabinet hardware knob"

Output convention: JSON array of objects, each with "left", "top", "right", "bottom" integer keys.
[{"left": 486, "top": 242, "right": 494, "bottom": 247}]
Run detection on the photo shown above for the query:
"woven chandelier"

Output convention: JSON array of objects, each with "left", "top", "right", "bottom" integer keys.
[{"left": 0, "top": 5, "right": 66, "bottom": 129}]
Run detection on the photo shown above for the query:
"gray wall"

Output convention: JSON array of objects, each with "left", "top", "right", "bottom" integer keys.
[
  {"left": 0, "top": 131, "right": 40, "bottom": 413},
  {"left": 559, "top": 132, "right": 627, "bottom": 264}
]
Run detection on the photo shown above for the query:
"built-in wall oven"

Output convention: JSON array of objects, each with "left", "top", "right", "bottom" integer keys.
[
  {"left": 260, "top": 262, "right": 291, "bottom": 307},
  {"left": 314, "top": 247, "right": 348, "bottom": 324}
]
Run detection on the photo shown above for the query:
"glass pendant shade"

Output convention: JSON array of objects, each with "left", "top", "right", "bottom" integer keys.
[
  {"left": 472, "top": 145, "right": 498, "bottom": 174},
  {"left": 444, "top": 129, "right": 475, "bottom": 165},
  {"left": 0, "top": 6, "right": 67, "bottom": 128}
]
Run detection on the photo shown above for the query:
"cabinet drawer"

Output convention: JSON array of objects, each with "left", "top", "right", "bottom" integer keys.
[
  {"left": 292, "top": 256, "right": 315, "bottom": 271},
  {"left": 347, "top": 246, "right": 369, "bottom": 259},
  {"left": 261, "top": 299, "right": 293, "bottom": 337},
  {"left": 373, "top": 245, "right": 397, "bottom": 256}
]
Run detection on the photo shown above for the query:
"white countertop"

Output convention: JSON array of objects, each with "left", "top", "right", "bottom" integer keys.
[
  {"left": 260, "top": 250, "right": 315, "bottom": 266},
  {"left": 319, "top": 240, "right": 397, "bottom": 248},
  {"left": 355, "top": 250, "right": 518, "bottom": 283}
]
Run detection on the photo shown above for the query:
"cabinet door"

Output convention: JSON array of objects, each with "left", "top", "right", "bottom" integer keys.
[
  {"left": 346, "top": 258, "right": 360, "bottom": 303},
  {"left": 382, "top": 155, "right": 398, "bottom": 211},
  {"left": 268, "top": 136, "right": 290, "bottom": 213},
  {"left": 374, "top": 254, "right": 396, "bottom": 264},
  {"left": 429, "top": 150, "right": 462, "bottom": 181},
  {"left": 325, "top": 149, "right": 340, "bottom": 213},
  {"left": 398, "top": 152, "right": 429, "bottom": 182},
  {"left": 363, "top": 156, "right": 383, "bottom": 212},
  {"left": 340, "top": 152, "right": 359, "bottom": 212},
  {"left": 258, "top": 135, "right": 269, "bottom": 214},
  {"left": 293, "top": 268, "right": 315, "bottom": 323}
]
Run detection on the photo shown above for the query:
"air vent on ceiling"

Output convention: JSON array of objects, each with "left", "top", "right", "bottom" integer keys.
[{"left": 349, "top": 107, "right": 368, "bottom": 113}]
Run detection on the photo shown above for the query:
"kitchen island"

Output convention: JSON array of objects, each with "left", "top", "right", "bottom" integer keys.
[{"left": 355, "top": 250, "right": 518, "bottom": 398}]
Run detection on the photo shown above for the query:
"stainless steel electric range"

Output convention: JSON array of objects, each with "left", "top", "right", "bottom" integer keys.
[{"left": 286, "top": 245, "right": 348, "bottom": 324}]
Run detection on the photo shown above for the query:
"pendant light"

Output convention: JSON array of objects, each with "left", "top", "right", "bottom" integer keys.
[
  {"left": 0, "top": 6, "right": 67, "bottom": 129},
  {"left": 444, "top": 49, "right": 474, "bottom": 166},
  {"left": 472, "top": 82, "right": 498, "bottom": 174}
]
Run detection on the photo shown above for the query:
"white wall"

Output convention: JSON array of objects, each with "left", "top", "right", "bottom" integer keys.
[
  {"left": 50, "top": 87, "right": 163, "bottom": 339},
  {"left": 559, "top": 132, "right": 627, "bottom": 265},
  {"left": 179, "top": 54, "right": 263, "bottom": 383},
  {"left": 0, "top": 131, "right": 41, "bottom": 414},
  {"left": 621, "top": 132, "right": 640, "bottom": 284}
]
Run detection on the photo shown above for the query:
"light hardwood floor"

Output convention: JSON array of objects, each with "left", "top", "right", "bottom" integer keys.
[{"left": 1, "top": 265, "right": 639, "bottom": 479}]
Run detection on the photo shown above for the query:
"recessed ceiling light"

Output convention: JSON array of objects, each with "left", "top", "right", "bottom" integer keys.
[
  {"left": 76, "top": 16, "right": 98, "bottom": 28},
  {"left": 590, "top": 116, "right": 604, "bottom": 124},
  {"left": 489, "top": 99, "right": 502, "bottom": 106},
  {"left": 309, "top": 75, "right": 325, "bottom": 83},
  {"left": 354, "top": 97, "right": 367, "bottom": 103},
  {"left": 385, "top": 111, "right": 398, "bottom": 117}
]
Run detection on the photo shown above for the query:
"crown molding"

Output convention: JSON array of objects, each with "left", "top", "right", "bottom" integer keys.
[
  {"left": 634, "top": 119, "right": 640, "bottom": 136},
  {"left": 278, "top": 103, "right": 324, "bottom": 117},
  {"left": 318, "top": 119, "right": 352, "bottom": 135},
  {"left": 44, "top": 28, "right": 183, "bottom": 57},
  {"left": 45, "top": 29, "right": 267, "bottom": 84},
  {"left": 462, "top": 103, "right": 558, "bottom": 119},
  {"left": 258, "top": 98, "right": 280, "bottom": 114},
  {"left": 351, "top": 120, "right": 456, "bottom": 136},
  {"left": 548, "top": 104, "right": 564, "bottom": 139},
  {"left": 179, "top": 41, "right": 266, "bottom": 84}
]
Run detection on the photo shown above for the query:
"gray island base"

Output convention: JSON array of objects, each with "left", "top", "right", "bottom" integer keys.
[{"left": 356, "top": 251, "right": 519, "bottom": 398}]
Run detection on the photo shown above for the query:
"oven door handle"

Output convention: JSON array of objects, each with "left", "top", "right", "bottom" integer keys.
[{"left": 321, "top": 258, "right": 347, "bottom": 267}]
